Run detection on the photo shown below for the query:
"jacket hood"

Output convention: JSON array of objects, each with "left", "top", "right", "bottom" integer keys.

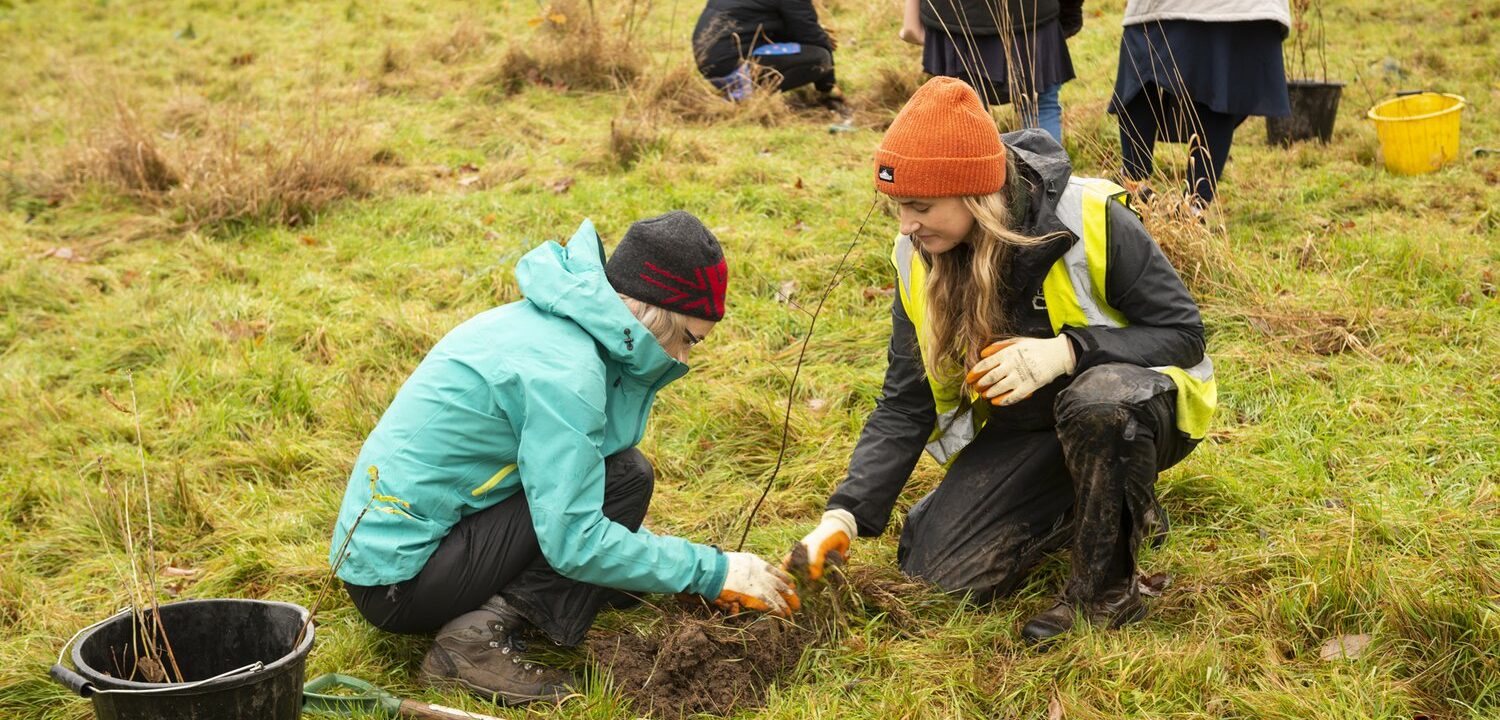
[
  {"left": 1002, "top": 128, "right": 1074, "bottom": 231},
  {"left": 514, "top": 220, "right": 690, "bottom": 384},
  {"left": 1001, "top": 128, "right": 1078, "bottom": 278}
]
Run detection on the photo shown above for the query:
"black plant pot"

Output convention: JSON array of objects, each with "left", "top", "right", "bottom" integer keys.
[{"left": 1267, "top": 79, "right": 1344, "bottom": 145}]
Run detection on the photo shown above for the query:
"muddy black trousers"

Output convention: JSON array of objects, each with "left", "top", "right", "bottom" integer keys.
[
  {"left": 344, "top": 448, "right": 655, "bottom": 647},
  {"left": 897, "top": 363, "right": 1198, "bottom": 606}
]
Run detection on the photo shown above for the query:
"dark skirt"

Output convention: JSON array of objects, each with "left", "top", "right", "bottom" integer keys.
[
  {"left": 1109, "top": 19, "right": 1291, "bottom": 118},
  {"left": 922, "top": 19, "right": 1075, "bottom": 107}
]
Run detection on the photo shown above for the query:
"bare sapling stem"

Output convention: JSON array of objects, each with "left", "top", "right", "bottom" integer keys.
[{"left": 735, "top": 198, "right": 880, "bottom": 552}]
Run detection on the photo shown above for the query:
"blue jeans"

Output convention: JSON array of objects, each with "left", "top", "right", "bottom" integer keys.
[{"left": 1036, "top": 83, "right": 1063, "bottom": 143}]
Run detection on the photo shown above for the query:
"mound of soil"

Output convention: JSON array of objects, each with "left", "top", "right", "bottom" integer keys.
[
  {"left": 587, "top": 546, "right": 932, "bottom": 718},
  {"left": 586, "top": 602, "right": 815, "bottom": 719}
]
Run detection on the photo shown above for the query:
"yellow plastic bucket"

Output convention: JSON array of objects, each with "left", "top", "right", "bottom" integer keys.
[{"left": 1367, "top": 93, "right": 1466, "bottom": 175}]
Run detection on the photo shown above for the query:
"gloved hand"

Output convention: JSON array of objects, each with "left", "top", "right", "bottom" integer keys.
[
  {"left": 784, "top": 508, "right": 857, "bottom": 581},
  {"left": 713, "top": 552, "right": 800, "bottom": 616},
  {"left": 966, "top": 336, "right": 1076, "bottom": 406}
]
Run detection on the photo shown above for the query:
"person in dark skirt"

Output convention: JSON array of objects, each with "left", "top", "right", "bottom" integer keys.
[
  {"left": 692, "top": 0, "right": 844, "bottom": 108},
  {"left": 1109, "top": 1, "right": 1293, "bottom": 207},
  {"left": 900, "top": 0, "right": 1084, "bottom": 143}
]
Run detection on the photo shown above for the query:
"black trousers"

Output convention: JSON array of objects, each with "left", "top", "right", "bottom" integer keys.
[
  {"left": 898, "top": 364, "right": 1197, "bottom": 606},
  {"left": 702, "top": 44, "right": 837, "bottom": 93},
  {"left": 1117, "top": 85, "right": 1245, "bottom": 205},
  {"left": 344, "top": 448, "right": 655, "bottom": 647}
]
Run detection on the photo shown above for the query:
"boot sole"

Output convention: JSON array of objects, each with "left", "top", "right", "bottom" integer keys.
[{"left": 419, "top": 670, "right": 565, "bottom": 707}]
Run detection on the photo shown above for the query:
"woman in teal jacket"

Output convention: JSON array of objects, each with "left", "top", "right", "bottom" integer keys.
[{"left": 330, "top": 211, "right": 797, "bottom": 706}]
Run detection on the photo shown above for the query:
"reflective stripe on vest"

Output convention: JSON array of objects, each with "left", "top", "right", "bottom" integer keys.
[{"left": 891, "top": 177, "right": 1217, "bottom": 466}]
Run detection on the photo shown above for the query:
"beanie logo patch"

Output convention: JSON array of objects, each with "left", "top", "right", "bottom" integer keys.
[
  {"left": 639, "top": 259, "right": 728, "bottom": 319},
  {"left": 877, "top": 165, "right": 896, "bottom": 183}
]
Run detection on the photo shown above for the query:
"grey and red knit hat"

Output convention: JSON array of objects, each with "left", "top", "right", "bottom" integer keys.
[{"left": 606, "top": 211, "right": 728, "bottom": 321}]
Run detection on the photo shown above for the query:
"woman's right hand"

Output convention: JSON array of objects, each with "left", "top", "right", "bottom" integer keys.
[{"left": 713, "top": 552, "right": 800, "bottom": 616}]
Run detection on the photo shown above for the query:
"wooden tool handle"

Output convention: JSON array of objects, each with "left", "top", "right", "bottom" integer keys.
[{"left": 398, "top": 698, "right": 504, "bottom": 720}]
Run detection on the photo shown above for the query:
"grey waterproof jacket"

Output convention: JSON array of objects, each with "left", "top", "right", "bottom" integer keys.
[{"left": 827, "top": 129, "right": 1206, "bottom": 537}]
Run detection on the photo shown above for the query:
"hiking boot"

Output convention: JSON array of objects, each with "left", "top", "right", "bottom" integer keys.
[
  {"left": 419, "top": 596, "right": 573, "bottom": 706},
  {"left": 1020, "top": 589, "right": 1148, "bottom": 644},
  {"left": 1020, "top": 601, "right": 1076, "bottom": 644}
]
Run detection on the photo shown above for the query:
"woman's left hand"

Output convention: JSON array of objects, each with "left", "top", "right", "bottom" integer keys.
[{"left": 966, "top": 336, "right": 1077, "bottom": 405}]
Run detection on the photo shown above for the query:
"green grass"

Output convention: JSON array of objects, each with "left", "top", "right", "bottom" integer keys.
[{"left": 2, "top": 0, "right": 1498, "bottom": 718}]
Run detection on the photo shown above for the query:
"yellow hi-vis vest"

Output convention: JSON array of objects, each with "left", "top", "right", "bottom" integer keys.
[{"left": 892, "top": 176, "right": 1217, "bottom": 466}]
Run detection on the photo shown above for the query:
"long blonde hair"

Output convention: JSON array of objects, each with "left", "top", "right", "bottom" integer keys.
[
  {"left": 620, "top": 295, "right": 697, "bottom": 362},
  {"left": 918, "top": 191, "right": 1048, "bottom": 384}
]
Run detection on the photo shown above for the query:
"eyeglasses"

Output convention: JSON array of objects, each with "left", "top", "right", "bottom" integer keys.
[{"left": 681, "top": 328, "right": 704, "bottom": 348}]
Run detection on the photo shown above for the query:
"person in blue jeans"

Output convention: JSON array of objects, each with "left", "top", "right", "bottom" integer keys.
[{"left": 901, "top": 0, "right": 1083, "bottom": 143}]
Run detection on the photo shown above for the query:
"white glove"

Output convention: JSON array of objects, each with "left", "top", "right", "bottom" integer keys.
[
  {"left": 966, "top": 336, "right": 1077, "bottom": 406},
  {"left": 712, "top": 552, "right": 800, "bottom": 616},
  {"left": 784, "top": 509, "right": 857, "bottom": 581}
]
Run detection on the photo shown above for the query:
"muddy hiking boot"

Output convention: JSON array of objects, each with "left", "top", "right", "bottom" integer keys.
[
  {"left": 1020, "top": 587, "right": 1148, "bottom": 645},
  {"left": 420, "top": 595, "right": 573, "bottom": 706}
]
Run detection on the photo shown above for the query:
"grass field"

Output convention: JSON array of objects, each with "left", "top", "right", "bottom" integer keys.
[{"left": 2, "top": 0, "right": 1497, "bottom": 718}]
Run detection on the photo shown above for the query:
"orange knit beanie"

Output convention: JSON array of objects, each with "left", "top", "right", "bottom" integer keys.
[{"left": 874, "top": 77, "right": 1006, "bottom": 197}]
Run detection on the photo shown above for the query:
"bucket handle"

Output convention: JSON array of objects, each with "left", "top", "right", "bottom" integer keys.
[{"left": 49, "top": 606, "right": 265, "bottom": 697}]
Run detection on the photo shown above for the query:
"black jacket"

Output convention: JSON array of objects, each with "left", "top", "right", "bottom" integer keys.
[
  {"left": 827, "top": 129, "right": 1206, "bottom": 537},
  {"left": 692, "top": 0, "right": 832, "bottom": 75},
  {"left": 921, "top": 0, "right": 1085, "bottom": 37}
]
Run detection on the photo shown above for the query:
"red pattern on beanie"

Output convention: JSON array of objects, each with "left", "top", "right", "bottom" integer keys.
[
  {"left": 874, "top": 77, "right": 1006, "bottom": 197},
  {"left": 638, "top": 259, "right": 728, "bottom": 320}
]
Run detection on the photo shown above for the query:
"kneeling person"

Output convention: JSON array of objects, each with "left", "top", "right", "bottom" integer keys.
[{"left": 330, "top": 211, "right": 797, "bottom": 705}]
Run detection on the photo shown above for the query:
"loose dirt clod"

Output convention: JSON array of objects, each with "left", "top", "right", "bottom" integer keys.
[{"left": 587, "top": 601, "right": 815, "bottom": 719}]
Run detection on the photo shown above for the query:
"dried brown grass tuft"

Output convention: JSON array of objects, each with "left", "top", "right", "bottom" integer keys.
[
  {"left": 54, "top": 91, "right": 370, "bottom": 231},
  {"left": 485, "top": 1, "right": 642, "bottom": 95},
  {"left": 860, "top": 64, "right": 924, "bottom": 118},
  {"left": 623, "top": 62, "right": 791, "bottom": 127}
]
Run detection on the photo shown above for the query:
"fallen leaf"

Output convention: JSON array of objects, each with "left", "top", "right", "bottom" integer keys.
[
  {"left": 162, "top": 566, "right": 200, "bottom": 578},
  {"left": 1137, "top": 571, "right": 1171, "bottom": 597},
  {"left": 214, "top": 319, "right": 269, "bottom": 341},
  {"left": 482, "top": 213, "right": 497, "bottom": 225},
  {"left": 548, "top": 12, "right": 567, "bottom": 24},
  {"left": 299, "top": 235, "right": 317, "bottom": 246},
  {"left": 794, "top": 177, "right": 804, "bottom": 189},
  {"left": 458, "top": 162, "right": 480, "bottom": 173},
  {"left": 527, "top": 16, "right": 544, "bottom": 27},
  {"left": 1319, "top": 633, "right": 1372, "bottom": 661},
  {"left": 862, "top": 284, "right": 895, "bottom": 300},
  {"left": 40, "top": 246, "right": 86, "bottom": 262},
  {"left": 1048, "top": 693, "right": 1064, "bottom": 720},
  {"left": 807, "top": 398, "right": 828, "bottom": 413},
  {"left": 229, "top": 52, "right": 255, "bottom": 67},
  {"left": 775, "top": 279, "right": 798, "bottom": 303},
  {"left": 120, "top": 269, "right": 140, "bottom": 287},
  {"left": 548, "top": 177, "right": 575, "bottom": 194},
  {"left": 458, "top": 175, "right": 482, "bottom": 187}
]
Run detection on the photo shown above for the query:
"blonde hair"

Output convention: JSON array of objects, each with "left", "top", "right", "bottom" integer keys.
[
  {"left": 620, "top": 295, "right": 697, "bottom": 361},
  {"left": 918, "top": 191, "right": 1049, "bottom": 384}
]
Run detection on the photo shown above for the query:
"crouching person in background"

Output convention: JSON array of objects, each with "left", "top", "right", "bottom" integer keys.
[
  {"left": 329, "top": 211, "right": 797, "bottom": 705},
  {"left": 692, "top": 0, "right": 846, "bottom": 110}
]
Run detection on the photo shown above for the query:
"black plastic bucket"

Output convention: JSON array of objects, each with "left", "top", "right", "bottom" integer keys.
[
  {"left": 49, "top": 599, "right": 313, "bottom": 720},
  {"left": 1267, "top": 80, "right": 1345, "bottom": 145}
]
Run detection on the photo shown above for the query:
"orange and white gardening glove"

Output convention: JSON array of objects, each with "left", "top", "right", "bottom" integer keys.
[
  {"left": 784, "top": 509, "right": 857, "bottom": 581},
  {"left": 713, "top": 552, "right": 800, "bottom": 616},
  {"left": 966, "top": 336, "right": 1077, "bottom": 406}
]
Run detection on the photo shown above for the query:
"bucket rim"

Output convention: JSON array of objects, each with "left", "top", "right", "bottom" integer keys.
[
  {"left": 68, "top": 598, "right": 313, "bottom": 695},
  {"left": 1367, "top": 93, "right": 1467, "bottom": 123}
]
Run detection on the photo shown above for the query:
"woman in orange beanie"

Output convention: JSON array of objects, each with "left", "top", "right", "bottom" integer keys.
[{"left": 788, "top": 77, "right": 1216, "bottom": 642}]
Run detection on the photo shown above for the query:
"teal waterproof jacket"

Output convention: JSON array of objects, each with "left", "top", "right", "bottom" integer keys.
[{"left": 329, "top": 220, "right": 729, "bottom": 599}]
